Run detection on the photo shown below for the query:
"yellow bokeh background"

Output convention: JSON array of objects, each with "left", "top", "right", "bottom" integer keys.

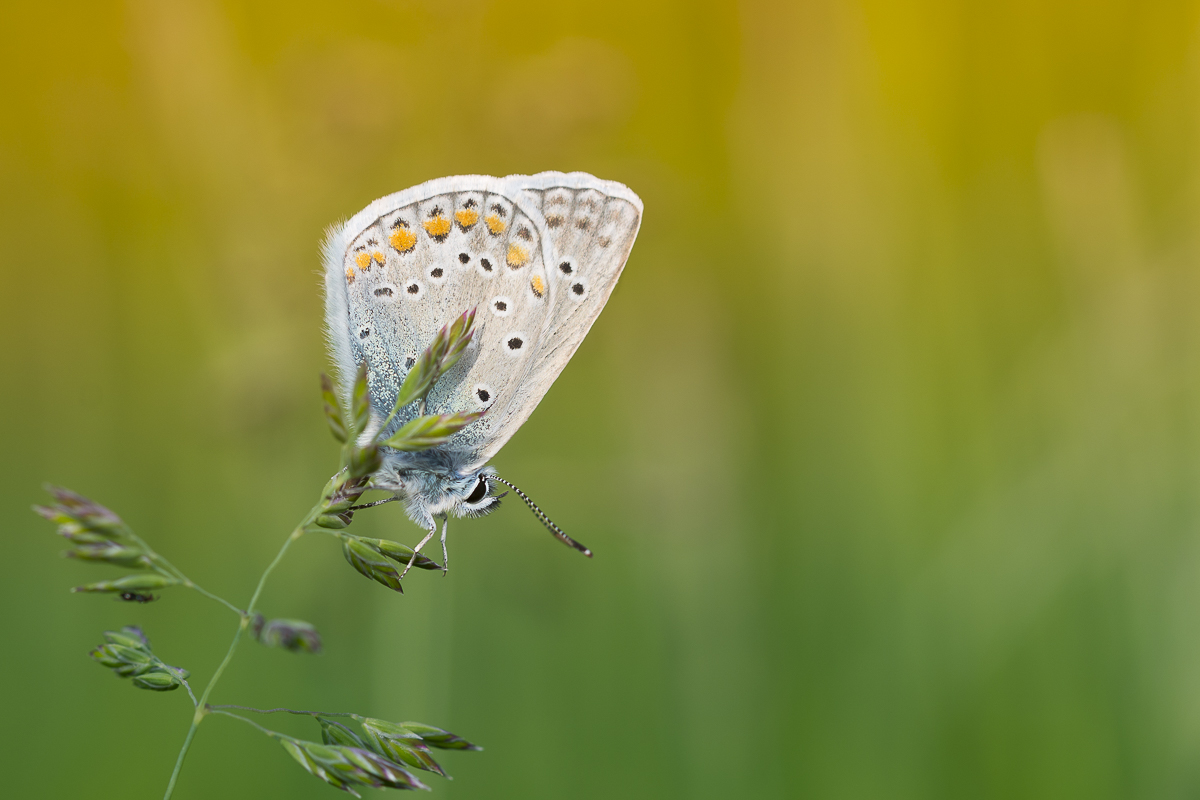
[{"left": 4, "top": 0, "right": 1200, "bottom": 797}]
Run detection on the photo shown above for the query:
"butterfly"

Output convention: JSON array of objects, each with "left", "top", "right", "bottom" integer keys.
[{"left": 322, "top": 172, "right": 642, "bottom": 572}]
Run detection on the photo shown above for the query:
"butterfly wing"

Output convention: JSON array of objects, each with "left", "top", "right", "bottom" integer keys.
[
  {"left": 324, "top": 175, "right": 538, "bottom": 433},
  {"left": 458, "top": 173, "right": 642, "bottom": 467},
  {"left": 323, "top": 172, "right": 642, "bottom": 471}
]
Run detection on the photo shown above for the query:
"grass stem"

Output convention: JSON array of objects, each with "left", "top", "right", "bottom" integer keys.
[{"left": 161, "top": 513, "right": 316, "bottom": 799}]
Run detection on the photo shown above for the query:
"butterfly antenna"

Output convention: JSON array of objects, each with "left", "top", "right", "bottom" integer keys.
[{"left": 489, "top": 477, "right": 592, "bottom": 558}]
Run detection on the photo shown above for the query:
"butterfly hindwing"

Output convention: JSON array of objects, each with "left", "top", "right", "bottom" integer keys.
[{"left": 324, "top": 173, "right": 642, "bottom": 468}]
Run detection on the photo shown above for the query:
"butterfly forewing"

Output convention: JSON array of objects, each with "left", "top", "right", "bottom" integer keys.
[{"left": 325, "top": 173, "right": 641, "bottom": 467}]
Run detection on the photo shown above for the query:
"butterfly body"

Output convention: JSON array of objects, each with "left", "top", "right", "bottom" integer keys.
[
  {"left": 377, "top": 453, "right": 498, "bottom": 531},
  {"left": 323, "top": 172, "right": 642, "bottom": 551}
]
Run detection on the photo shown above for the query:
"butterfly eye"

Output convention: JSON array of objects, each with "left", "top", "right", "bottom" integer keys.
[{"left": 465, "top": 478, "right": 489, "bottom": 505}]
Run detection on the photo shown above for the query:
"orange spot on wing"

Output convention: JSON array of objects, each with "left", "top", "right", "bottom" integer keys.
[
  {"left": 423, "top": 215, "right": 451, "bottom": 239},
  {"left": 455, "top": 209, "right": 479, "bottom": 228},
  {"left": 345, "top": 267, "right": 356, "bottom": 284},
  {"left": 389, "top": 228, "right": 417, "bottom": 253},
  {"left": 506, "top": 244, "right": 529, "bottom": 268},
  {"left": 485, "top": 214, "right": 507, "bottom": 235},
  {"left": 355, "top": 252, "right": 371, "bottom": 269},
  {"left": 371, "top": 251, "right": 385, "bottom": 264},
  {"left": 531, "top": 275, "right": 546, "bottom": 297}
]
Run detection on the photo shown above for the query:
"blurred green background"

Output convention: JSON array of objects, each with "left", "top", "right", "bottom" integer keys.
[{"left": 4, "top": 0, "right": 1200, "bottom": 797}]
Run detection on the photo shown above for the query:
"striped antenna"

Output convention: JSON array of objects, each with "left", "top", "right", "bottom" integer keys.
[{"left": 489, "top": 477, "right": 592, "bottom": 558}]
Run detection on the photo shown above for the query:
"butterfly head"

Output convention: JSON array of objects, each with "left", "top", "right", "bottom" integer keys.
[
  {"left": 374, "top": 455, "right": 592, "bottom": 557},
  {"left": 376, "top": 458, "right": 503, "bottom": 528},
  {"left": 453, "top": 470, "right": 505, "bottom": 519}
]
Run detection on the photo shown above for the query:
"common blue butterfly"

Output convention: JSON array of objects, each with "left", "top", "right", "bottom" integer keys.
[{"left": 323, "top": 172, "right": 642, "bottom": 571}]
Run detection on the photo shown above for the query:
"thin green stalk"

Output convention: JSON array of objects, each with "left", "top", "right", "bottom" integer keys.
[
  {"left": 174, "top": 672, "right": 198, "bottom": 707},
  {"left": 122, "top": 526, "right": 243, "bottom": 616},
  {"left": 210, "top": 703, "right": 362, "bottom": 720},
  {"left": 178, "top": 579, "right": 244, "bottom": 616},
  {"left": 162, "top": 507, "right": 318, "bottom": 800},
  {"left": 207, "top": 708, "right": 280, "bottom": 738},
  {"left": 158, "top": 558, "right": 243, "bottom": 615},
  {"left": 162, "top": 718, "right": 200, "bottom": 798}
]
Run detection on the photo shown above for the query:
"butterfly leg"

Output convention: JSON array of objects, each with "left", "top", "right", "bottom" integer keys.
[
  {"left": 399, "top": 524, "right": 437, "bottom": 581},
  {"left": 439, "top": 514, "right": 449, "bottom": 576}
]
